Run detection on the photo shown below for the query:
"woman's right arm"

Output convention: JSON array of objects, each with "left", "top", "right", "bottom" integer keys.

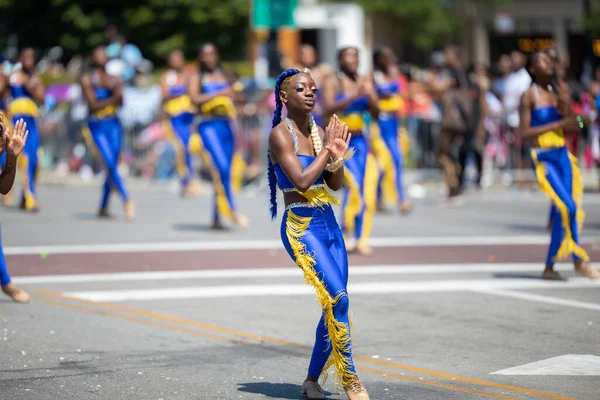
[
  {"left": 321, "top": 75, "right": 358, "bottom": 116},
  {"left": 269, "top": 125, "right": 331, "bottom": 192},
  {"left": 188, "top": 72, "right": 234, "bottom": 106},
  {"left": 80, "top": 74, "right": 120, "bottom": 112},
  {"left": 519, "top": 89, "right": 578, "bottom": 140}
]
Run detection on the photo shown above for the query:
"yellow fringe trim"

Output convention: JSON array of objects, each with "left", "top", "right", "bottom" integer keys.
[
  {"left": 337, "top": 113, "right": 365, "bottom": 131},
  {"left": 531, "top": 149, "right": 589, "bottom": 262},
  {"left": 568, "top": 151, "right": 585, "bottom": 234},
  {"left": 164, "top": 95, "right": 195, "bottom": 116},
  {"left": 91, "top": 104, "right": 117, "bottom": 119},
  {"left": 378, "top": 95, "right": 403, "bottom": 113},
  {"left": 231, "top": 150, "right": 246, "bottom": 195},
  {"left": 81, "top": 126, "right": 99, "bottom": 159},
  {"left": 18, "top": 152, "right": 36, "bottom": 210},
  {"left": 370, "top": 123, "right": 397, "bottom": 206},
  {"left": 193, "top": 131, "right": 234, "bottom": 219},
  {"left": 285, "top": 210, "right": 354, "bottom": 387},
  {"left": 538, "top": 129, "right": 566, "bottom": 148},
  {"left": 298, "top": 186, "right": 340, "bottom": 208},
  {"left": 343, "top": 167, "right": 362, "bottom": 234},
  {"left": 357, "top": 153, "right": 379, "bottom": 248},
  {"left": 400, "top": 126, "right": 410, "bottom": 158},
  {"left": 162, "top": 119, "right": 188, "bottom": 179}
]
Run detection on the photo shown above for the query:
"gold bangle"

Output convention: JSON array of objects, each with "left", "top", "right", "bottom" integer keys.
[{"left": 325, "top": 157, "right": 345, "bottom": 172}]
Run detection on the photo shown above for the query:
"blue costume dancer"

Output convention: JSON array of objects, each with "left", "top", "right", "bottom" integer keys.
[
  {"left": 520, "top": 51, "right": 599, "bottom": 280},
  {"left": 370, "top": 47, "right": 412, "bottom": 214},
  {"left": 80, "top": 46, "right": 134, "bottom": 220},
  {"left": 160, "top": 50, "right": 199, "bottom": 197},
  {"left": 0, "top": 97, "right": 12, "bottom": 206},
  {"left": 0, "top": 117, "right": 31, "bottom": 303},
  {"left": 323, "top": 47, "right": 379, "bottom": 256},
  {"left": 8, "top": 48, "right": 44, "bottom": 212},
  {"left": 189, "top": 43, "right": 246, "bottom": 229},
  {"left": 268, "top": 68, "right": 370, "bottom": 400}
]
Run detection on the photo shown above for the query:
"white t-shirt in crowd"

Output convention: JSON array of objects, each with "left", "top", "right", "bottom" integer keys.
[{"left": 502, "top": 68, "right": 531, "bottom": 128}]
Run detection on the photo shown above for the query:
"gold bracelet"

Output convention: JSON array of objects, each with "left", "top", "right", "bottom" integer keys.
[{"left": 325, "top": 157, "right": 345, "bottom": 172}]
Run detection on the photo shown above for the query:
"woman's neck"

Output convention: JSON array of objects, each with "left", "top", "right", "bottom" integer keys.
[
  {"left": 341, "top": 69, "right": 358, "bottom": 81},
  {"left": 287, "top": 111, "right": 310, "bottom": 136},
  {"left": 535, "top": 76, "right": 552, "bottom": 88}
]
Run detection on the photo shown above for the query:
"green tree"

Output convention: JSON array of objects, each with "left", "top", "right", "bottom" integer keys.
[
  {"left": 336, "top": 0, "right": 509, "bottom": 50},
  {"left": 0, "top": 0, "right": 249, "bottom": 64}
]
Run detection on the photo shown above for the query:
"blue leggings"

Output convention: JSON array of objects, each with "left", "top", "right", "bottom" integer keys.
[
  {"left": 280, "top": 205, "right": 356, "bottom": 383},
  {"left": 88, "top": 118, "right": 130, "bottom": 209},
  {"left": 167, "top": 112, "right": 194, "bottom": 186},
  {"left": 342, "top": 135, "right": 377, "bottom": 245},
  {"left": 378, "top": 117, "right": 406, "bottom": 202},
  {"left": 13, "top": 115, "right": 39, "bottom": 208},
  {"left": 198, "top": 118, "right": 237, "bottom": 222},
  {"left": 532, "top": 147, "right": 587, "bottom": 265},
  {"left": 0, "top": 226, "right": 11, "bottom": 286}
]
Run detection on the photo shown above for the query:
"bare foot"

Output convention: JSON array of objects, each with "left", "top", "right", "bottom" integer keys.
[
  {"left": 399, "top": 201, "right": 413, "bottom": 215},
  {"left": 2, "top": 194, "right": 13, "bottom": 207},
  {"left": 574, "top": 261, "right": 600, "bottom": 280},
  {"left": 181, "top": 181, "right": 201, "bottom": 198},
  {"left": 233, "top": 213, "right": 249, "bottom": 229},
  {"left": 211, "top": 220, "right": 227, "bottom": 230},
  {"left": 542, "top": 268, "right": 566, "bottom": 281},
  {"left": 98, "top": 208, "right": 111, "bottom": 219},
  {"left": 2, "top": 283, "right": 30, "bottom": 303},
  {"left": 355, "top": 245, "right": 373, "bottom": 257},
  {"left": 124, "top": 200, "right": 136, "bottom": 221}
]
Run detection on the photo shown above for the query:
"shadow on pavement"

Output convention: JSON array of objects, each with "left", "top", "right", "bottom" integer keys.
[
  {"left": 237, "top": 382, "right": 327, "bottom": 399},
  {"left": 172, "top": 223, "right": 231, "bottom": 232}
]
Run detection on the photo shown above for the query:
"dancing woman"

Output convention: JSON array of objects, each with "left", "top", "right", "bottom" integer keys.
[
  {"left": 322, "top": 47, "right": 379, "bottom": 255},
  {"left": 80, "top": 46, "right": 135, "bottom": 221},
  {"left": 159, "top": 49, "right": 199, "bottom": 197},
  {"left": 188, "top": 43, "right": 247, "bottom": 229},
  {"left": 370, "top": 46, "right": 411, "bottom": 214},
  {"left": 519, "top": 51, "right": 599, "bottom": 280},
  {"left": 0, "top": 72, "right": 13, "bottom": 206},
  {"left": 0, "top": 116, "right": 30, "bottom": 302},
  {"left": 8, "top": 48, "right": 44, "bottom": 212},
  {"left": 268, "top": 68, "right": 370, "bottom": 400}
]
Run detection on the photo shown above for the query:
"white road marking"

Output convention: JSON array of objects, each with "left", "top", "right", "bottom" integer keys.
[
  {"left": 2, "top": 235, "right": 571, "bottom": 255},
  {"left": 61, "top": 277, "right": 600, "bottom": 303},
  {"left": 491, "top": 355, "right": 600, "bottom": 376},
  {"left": 472, "top": 289, "right": 600, "bottom": 312},
  {"left": 14, "top": 263, "right": 580, "bottom": 284}
]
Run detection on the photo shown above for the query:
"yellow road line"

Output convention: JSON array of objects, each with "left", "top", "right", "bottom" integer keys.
[{"left": 36, "top": 290, "right": 578, "bottom": 400}]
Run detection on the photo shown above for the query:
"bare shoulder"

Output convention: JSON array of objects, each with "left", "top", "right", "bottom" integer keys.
[{"left": 269, "top": 122, "right": 291, "bottom": 145}]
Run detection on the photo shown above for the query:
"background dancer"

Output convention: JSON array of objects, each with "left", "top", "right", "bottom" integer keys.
[
  {"left": 519, "top": 50, "right": 599, "bottom": 280},
  {"left": 188, "top": 43, "right": 248, "bottom": 230},
  {"left": 370, "top": 46, "right": 411, "bottom": 214},
  {"left": 322, "top": 47, "right": 379, "bottom": 256},
  {"left": 0, "top": 116, "right": 30, "bottom": 303},
  {"left": 8, "top": 48, "right": 44, "bottom": 212},
  {"left": 80, "top": 45, "right": 135, "bottom": 221},
  {"left": 159, "top": 49, "right": 199, "bottom": 197},
  {"left": 268, "top": 67, "right": 370, "bottom": 400}
]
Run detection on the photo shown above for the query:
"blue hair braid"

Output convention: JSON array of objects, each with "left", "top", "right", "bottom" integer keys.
[{"left": 268, "top": 68, "right": 300, "bottom": 220}]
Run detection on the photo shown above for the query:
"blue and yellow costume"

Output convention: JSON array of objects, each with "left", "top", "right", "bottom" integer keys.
[
  {"left": 267, "top": 69, "right": 357, "bottom": 386},
  {"left": 9, "top": 78, "right": 40, "bottom": 210},
  {"left": 370, "top": 75, "right": 408, "bottom": 206},
  {"left": 336, "top": 86, "right": 378, "bottom": 249},
  {"left": 162, "top": 80, "right": 196, "bottom": 188},
  {"left": 0, "top": 99, "right": 9, "bottom": 176},
  {"left": 82, "top": 74, "right": 130, "bottom": 210},
  {"left": 190, "top": 78, "right": 245, "bottom": 223},
  {"left": 529, "top": 84, "right": 588, "bottom": 265}
]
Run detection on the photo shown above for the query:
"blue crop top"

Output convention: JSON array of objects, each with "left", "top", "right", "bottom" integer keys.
[
  {"left": 273, "top": 118, "right": 326, "bottom": 192},
  {"left": 376, "top": 80, "right": 400, "bottom": 98}
]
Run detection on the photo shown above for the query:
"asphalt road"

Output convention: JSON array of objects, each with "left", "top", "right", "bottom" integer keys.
[{"left": 1, "top": 182, "right": 600, "bottom": 400}]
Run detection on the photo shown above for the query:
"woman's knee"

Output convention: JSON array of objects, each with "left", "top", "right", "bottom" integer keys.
[{"left": 333, "top": 292, "right": 350, "bottom": 316}]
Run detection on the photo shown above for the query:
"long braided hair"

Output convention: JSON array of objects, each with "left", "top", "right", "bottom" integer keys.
[{"left": 268, "top": 68, "right": 300, "bottom": 220}]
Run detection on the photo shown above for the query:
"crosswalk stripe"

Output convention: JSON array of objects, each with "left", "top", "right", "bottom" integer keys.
[
  {"left": 14, "top": 263, "right": 582, "bottom": 284},
  {"left": 61, "top": 277, "right": 600, "bottom": 303}
]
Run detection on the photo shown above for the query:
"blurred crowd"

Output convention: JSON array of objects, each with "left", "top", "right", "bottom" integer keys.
[{"left": 2, "top": 34, "right": 600, "bottom": 195}]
